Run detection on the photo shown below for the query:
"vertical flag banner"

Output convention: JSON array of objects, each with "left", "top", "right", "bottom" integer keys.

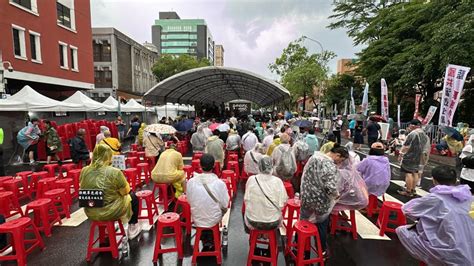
[
  {"left": 438, "top": 64, "right": 471, "bottom": 126},
  {"left": 333, "top": 104, "right": 337, "bottom": 116},
  {"left": 422, "top": 106, "right": 438, "bottom": 125},
  {"left": 343, "top": 100, "right": 348, "bottom": 116},
  {"left": 381, "top": 78, "right": 389, "bottom": 121},
  {"left": 413, "top": 94, "right": 421, "bottom": 119},
  {"left": 362, "top": 82, "right": 369, "bottom": 115},
  {"left": 397, "top": 105, "right": 401, "bottom": 128},
  {"left": 350, "top": 87, "right": 356, "bottom": 114}
]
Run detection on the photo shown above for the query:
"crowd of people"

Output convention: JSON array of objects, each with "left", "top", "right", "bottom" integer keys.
[{"left": 10, "top": 112, "right": 473, "bottom": 264}]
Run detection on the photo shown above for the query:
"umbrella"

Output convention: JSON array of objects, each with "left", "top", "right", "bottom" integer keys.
[
  {"left": 348, "top": 113, "right": 366, "bottom": 121},
  {"left": 308, "top": 117, "right": 320, "bottom": 121},
  {"left": 370, "top": 115, "right": 387, "bottom": 122},
  {"left": 442, "top": 126, "right": 463, "bottom": 141},
  {"left": 173, "top": 119, "right": 194, "bottom": 132},
  {"left": 144, "top": 124, "right": 176, "bottom": 135},
  {"left": 293, "top": 120, "right": 313, "bottom": 128},
  {"left": 209, "top": 123, "right": 221, "bottom": 131}
]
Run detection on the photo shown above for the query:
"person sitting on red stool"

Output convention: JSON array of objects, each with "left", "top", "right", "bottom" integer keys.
[
  {"left": 69, "top": 129, "right": 90, "bottom": 165},
  {"left": 187, "top": 154, "right": 229, "bottom": 251},
  {"left": 151, "top": 144, "right": 186, "bottom": 198},
  {"left": 80, "top": 144, "right": 141, "bottom": 240},
  {"left": 244, "top": 156, "right": 287, "bottom": 232},
  {"left": 396, "top": 166, "right": 474, "bottom": 265},
  {"left": 243, "top": 143, "right": 265, "bottom": 177}
]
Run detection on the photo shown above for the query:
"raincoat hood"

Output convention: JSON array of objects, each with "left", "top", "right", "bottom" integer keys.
[
  {"left": 430, "top": 185, "right": 472, "bottom": 202},
  {"left": 208, "top": 135, "right": 219, "bottom": 142},
  {"left": 306, "top": 134, "right": 316, "bottom": 140},
  {"left": 91, "top": 144, "right": 113, "bottom": 168}
]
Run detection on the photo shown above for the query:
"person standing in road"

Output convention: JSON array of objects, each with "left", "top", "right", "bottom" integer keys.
[
  {"left": 348, "top": 119, "right": 356, "bottom": 138},
  {"left": 127, "top": 116, "right": 141, "bottom": 143},
  {"left": 332, "top": 116, "right": 343, "bottom": 144},
  {"left": 16, "top": 117, "right": 41, "bottom": 165},
  {"left": 115, "top": 116, "right": 126, "bottom": 141},
  {"left": 364, "top": 116, "right": 382, "bottom": 147},
  {"left": 69, "top": 129, "right": 90, "bottom": 165},
  {"left": 397, "top": 119, "right": 430, "bottom": 197},
  {"left": 304, "top": 128, "right": 319, "bottom": 155},
  {"left": 43, "top": 120, "right": 62, "bottom": 164}
]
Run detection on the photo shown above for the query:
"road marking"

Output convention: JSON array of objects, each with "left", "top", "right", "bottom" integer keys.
[
  {"left": 351, "top": 210, "right": 391, "bottom": 241},
  {"left": 379, "top": 193, "right": 404, "bottom": 205},
  {"left": 60, "top": 208, "right": 87, "bottom": 227},
  {"left": 183, "top": 157, "right": 192, "bottom": 160}
]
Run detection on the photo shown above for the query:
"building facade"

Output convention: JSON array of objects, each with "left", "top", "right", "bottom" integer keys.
[
  {"left": 336, "top": 58, "right": 357, "bottom": 74},
  {"left": 90, "top": 27, "right": 158, "bottom": 102},
  {"left": 214, "top": 44, "right": 224, "bottom": 66},
  {"left": 151, "top": 12, "right": 214, "bottom": 65},
  {"left": 0, "top": 0, "right": 94, "bottom": 99}
]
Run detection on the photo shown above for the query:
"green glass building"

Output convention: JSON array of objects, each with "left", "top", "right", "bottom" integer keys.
[{"left": 151, "top": 12, "right": 214, "bottom": 64}]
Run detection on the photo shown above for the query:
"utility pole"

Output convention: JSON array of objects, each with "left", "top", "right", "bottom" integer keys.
[{"left": 302, "top": 36, "right": 325, "bottom": 117}]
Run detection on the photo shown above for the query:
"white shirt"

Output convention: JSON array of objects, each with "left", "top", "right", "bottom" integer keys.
[
  {"left": 186, "top": 173, "right": 229, "bottom": 228},
  {"left": 244, "top": 174, "right": 288, "bottom": 223},
  {"left": 217, "top": 123, "right": 230, "bottom": 132},
  {"left": 242, "top": 132, "right": 258, "bottom": 151},
  {"left": 460, "top": 144, "right": 474, "bottom": 182},
  {"left": 244, "top": 150, "right": 264, "bottom": 175},
  {"left": 203, "top": 127, "right": 213, "bottom": 138}
]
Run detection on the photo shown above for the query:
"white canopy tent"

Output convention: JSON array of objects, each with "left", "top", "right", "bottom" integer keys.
[
  {"left": 62, "top": 91, "right": 107, "bottom": 112},
  {"left": 2, "top": 85, "right": 82, "bottom": 112},
  {"left": 122, "top": 98, "right": 146, "bottom": 112},
  {"left": 155, "top": 103, "right": 195, "bottom": 119},
  {"left": 102, "top": 96, "right": 124, "bottom": 112}
]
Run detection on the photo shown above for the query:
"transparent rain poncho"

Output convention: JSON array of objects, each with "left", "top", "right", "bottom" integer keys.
[
  {"left": 190, "top": 125, "right": 207, "bottom": 151},
  {"left": 396, "top": 185, "right": 474, "bottom": 265},
  {"left": 80, "top": 144, "right": 132, "bottom": 222},
  {"left": 401, "top": 128, "right": 431, "bottom": 172},
  {"left": 333, "top": 157, "right": 369, "bottom": 212}
]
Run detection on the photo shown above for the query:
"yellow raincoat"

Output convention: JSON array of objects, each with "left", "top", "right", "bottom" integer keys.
[
  {"left": 80, "top": 144, "right": 132, "bottom": 222},
  {"left": 266, "top": 138, "right": 281, "bottom": 156},
  {"left": 99, "top": 137, "right": 121, "bottom": 155},
  {"left": 137, "top": 123, "right": 147, "bottom": 146},
  {"left": 151, "top": 148, "right": 185, "bottom": 197},
  {"left": 320, "top": 141, "right": 335, "bottom": 154}
]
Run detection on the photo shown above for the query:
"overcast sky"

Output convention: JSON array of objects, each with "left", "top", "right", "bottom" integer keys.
[{"left": 91, "top": 0, "right": 362, "bottom": 79}]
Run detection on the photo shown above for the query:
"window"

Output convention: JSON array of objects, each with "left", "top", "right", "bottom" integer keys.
[
  {"left": 101, "top": 43, "right": 111, "bottom": 61},
  {"left": 29, "top": 31, "right": 41, "bottom": 62},
  {"left": 161, "top": 34, "right": 197, "bottom": 40},
  {"left": 56, "top": 0, "right": 75, "bottom": 30},
  {"left": 59, "top": 42, "right": 68, "bottom": 68},
  {"left": 93, "top": 42, "right": 101, "bottom": 61},
  {"left": 12, "top": 25, "right": 26, "bottom": 59},
  {"left": 70, "top": 46, "right": 78, "bottom": 71},
  {"left": 10, "top": 0, "right": 38, "bottom": 14}
]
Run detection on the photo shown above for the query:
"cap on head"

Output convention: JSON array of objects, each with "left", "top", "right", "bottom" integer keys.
[{"left": 409, "top": 119, "right": 421, "bottom": 126}]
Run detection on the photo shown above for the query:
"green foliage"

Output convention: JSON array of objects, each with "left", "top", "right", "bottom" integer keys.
[
  {"left": 329, "top": 0, "right": 474, "bottom": 123},
  {"left": 269, "top": 38, "right": 335, "bottom": 108},
  {"left": 152, "top": 54, "right": 211, "bottom": 82},
  {"left": 324, "top": 74, "right": 364, "bottom": 112}
]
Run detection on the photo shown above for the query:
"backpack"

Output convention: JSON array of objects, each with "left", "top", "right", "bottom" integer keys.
[
  {"left": 294, "top": 140, "right": 310, "bottom": 161},
  {"left": 275, "top": 146, "right": 296, "bottom": 179}
]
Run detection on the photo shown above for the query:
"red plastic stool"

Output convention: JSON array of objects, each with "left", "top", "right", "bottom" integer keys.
[
  {"left": 137, "top": 151, "right": 146, "bottom": 162},
  {"left": 177, "top": 142, "right": 185, "bottom": 155},
  {"left": 30, "top": 171, "right": 48, "bottom": 196},
  {"left": 183, "top": 165, "right": 194, "bottom": 180},
  {"left": 330, "top": 210, "right": 358, "bottom": 239},
  {"left": 54, "top": 178, "right": 74, "bottom": 205},
  {"left": 286, "top": 220, "right": 324, "bottom": 265},
  {"left": 128, "top": 151, "right": 138, "bottom": 158},
  {"left": 284, "top": 181, "right": 295, "bottom": 198},
  {"left": 0, "top": 176, "right": 13, "bottom": 187},
  {"left": 3, "top": 178, "right": 29, "bottom": 201},
  {"left": 295, "top": 161, "right": 304, "bottom": 177},
  {"left": 0, "top": 217, "right": 45, "bottom": 266},
  {"left": 131, "top": 143, "right": 138, "bottom": 151},
  {"left": 221, "top": 179, "right": 233, "bottom": 205},
  {"left": 136, "top": 163, "right": 151, "bottom": 185},
  {"left": 247, "top": 229, "right": 278, "bottom": 266},
  {"left": 43, "top": 164, "right": 59, "bottom": 178},
  {"left": 192, "top": 160, "right": 202, "bottom": 174},
  {"left": 126, "top": 156, "right": 139, "bottom": 168},
  {"left": 153, "top": 212, "right": 183, "bottom": 263},
  {"left": 367, "top": 194, "right": 385, "bottom": 217},
  {"left": 44, "top": 188, "right": 70, "bottom": 219},
  {"left": 24, "top": 198, "right": 61, "bottom": 237},
  {"left": 283, "top": 199, "right": 301, "bottom": 247},
  {"left": 15, "top": 171, "right": 33, "bottom": 199},
  {"left": 36, "top": 177, "right": 57, "bottom": 199},
  {"left": 67, "top": 169, "right": 82, "bottom": 199},
  {"left": 227, "top": 161, "right": 240, "bottom": 180},
  {"left": 213, "top": 161, "right": 222, "bottom": 177},
  {"left": 227, "top": 153, "right": 238, "bottom": 162},
  {"left": 123, "top": 168, "right": 139, "bottom": 191},
  {"left": 86, "top": 220, "right": 126, "bottom": 262},
  {"left": 174, "top": 195, "right": 192, "bottom": 234},
  {"left": 136, "top": 190, "right": 159, "bottom": 225},
  {"left": 147, "top": 156, "right": 157, "bottom": 169},
  {"left": 192, "top": 152, "right": 204, "bottom": 161},
  {"left": 221, "top": 170, "right": 236, "bottom": 196},
  {"left": 192, "top": 224, "right": 222, "bottom": 265},
  {"left": 377, "top": 201, "right": 406, "bottom": 236},
  {"left": 58, "top": 163, "right": 76, "bottom": 178},
  {"left": 0, "top": 191, "right": 23, "bottom": 218},
  {"left": 152, "top": 183, "right": 175, "bottom": 210}
]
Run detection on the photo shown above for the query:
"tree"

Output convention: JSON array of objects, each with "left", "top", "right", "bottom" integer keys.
[
  {"left": 269, "top": 38, "right": 335, "bottom": 112},
  {"left": 324, "top": 73, "right": 364, "bottom": 114},
  {"left": 329, "top": 1, "right": 474, "bottom": 123},
  {"left": 152, "top": 54, "right": 211, "bottom": 82}
]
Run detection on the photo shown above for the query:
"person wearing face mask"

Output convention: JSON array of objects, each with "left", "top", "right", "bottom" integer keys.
[{"left": 300, "top": 144, "right": 349, "bottom": 256}]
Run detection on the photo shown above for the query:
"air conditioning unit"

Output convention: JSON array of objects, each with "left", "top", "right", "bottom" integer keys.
[{"left": 96, "top": 66, "right": 103, "bottom": 71}]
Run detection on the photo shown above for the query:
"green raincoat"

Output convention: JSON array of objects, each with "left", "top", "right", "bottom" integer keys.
[
  {"left": 45, "top": 126, "right": 63, "bottom": 152},
  {"left": 80, "top": 144, "right": 132, "bottom": 222}
]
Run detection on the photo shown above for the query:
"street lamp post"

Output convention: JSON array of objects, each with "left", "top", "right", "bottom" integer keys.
[
  {"left": 0, "top": 50, "right": 14, "bottom": 98},
  {"left": 301, "top": 35, "right": 325, "bottom": 119}
]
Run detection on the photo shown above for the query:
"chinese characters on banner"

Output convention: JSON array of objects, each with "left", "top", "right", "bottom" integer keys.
[
  {"left": 438, "top": 64, "right": 471, "bottom": 126},
  {"left": 361, "top": 82, "right": 369, "bottom": 115},
  {"left": 413, "top": 94, "right": 421, "bottom": 119},
  {"left": 381, "top": 78, "right": 389, "bottom": 121},
  {"left": 422, "top": 106, "right": 438, "bottom": 125}
]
